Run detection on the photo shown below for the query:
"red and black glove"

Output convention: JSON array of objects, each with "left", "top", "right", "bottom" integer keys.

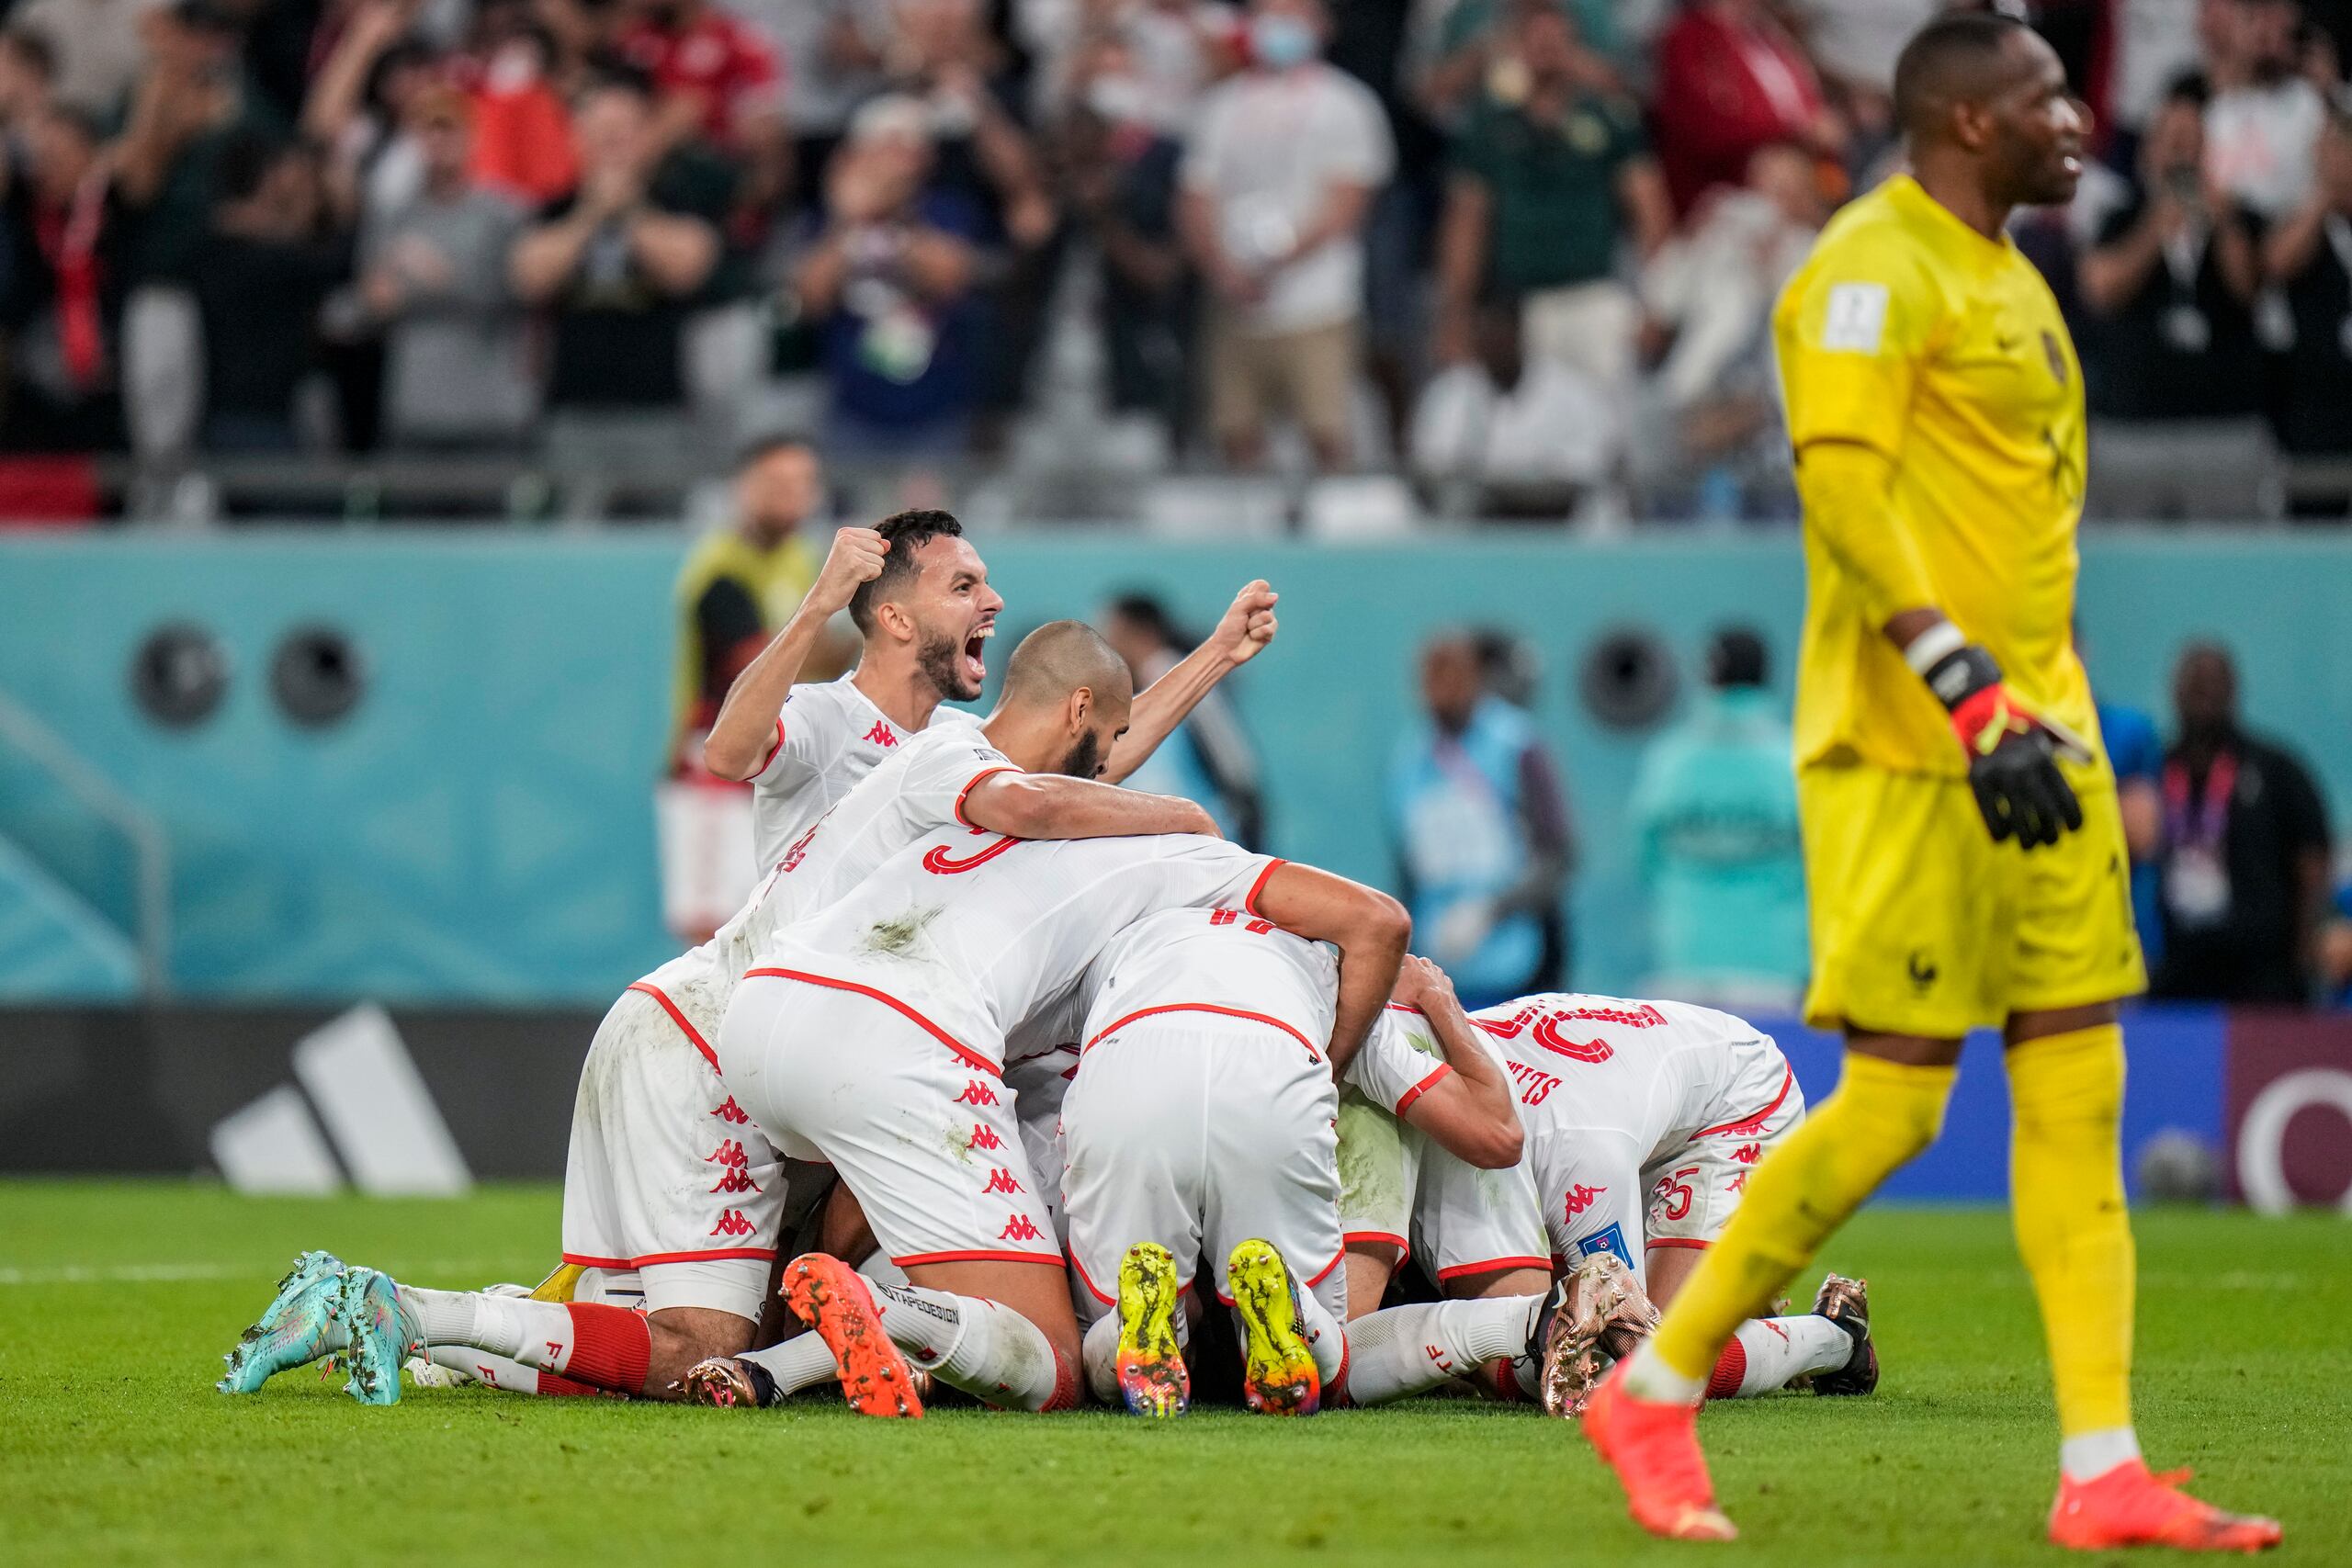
[{"left": 1921, "top": 641, "right": 2090, "bottom": 851}]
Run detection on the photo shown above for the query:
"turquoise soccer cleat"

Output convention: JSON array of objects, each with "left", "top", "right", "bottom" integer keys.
[
  {"left": 217, "top": 1250, "right": 346, "bottom": 1394},
  {"left": 334, "top": 1268, "right": 420, "bottom": 1406}
]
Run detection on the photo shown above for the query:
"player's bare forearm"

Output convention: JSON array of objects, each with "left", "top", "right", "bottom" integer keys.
[
  {"left": 1402, "top": 976, "right": 1521, "bottom": 1168},
  {"left": 702, "top": 609, "right": 833, "bottom": 779},
  {"left": 1100, "top": 581, "right": 1278, "bottom": 784},
  {"left": 1252, "top": 864, "right": 1409, "bottom": 1076},
  {"left": 960, "top": 773, "right": 1218, "bottom": 840}
]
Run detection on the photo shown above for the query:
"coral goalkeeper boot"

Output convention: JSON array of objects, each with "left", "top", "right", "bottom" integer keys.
[
  {"left": 2049, "top": 1461, "right": 2281, "bottom": 1553},
  {"left": 780, "top": 1254, "right": 924, "bottom": 1418},
  {"left": 1227, "top": 1238, "right": 1320, "bottom": 1416},
  {"left": 1581, "top": 1360, "right": 1738, "bottom": 1542},
  {"left": 1113, "top": 1242, "right": 1190, "bottom": 1418}
]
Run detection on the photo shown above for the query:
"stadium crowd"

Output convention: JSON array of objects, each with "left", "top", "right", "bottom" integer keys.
[{"left": 6, "top": 0, "right": 2352, "bottom": 521}]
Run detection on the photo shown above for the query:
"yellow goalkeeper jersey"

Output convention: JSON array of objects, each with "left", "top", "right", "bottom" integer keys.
[{"left": 1775, "top": 174, "right": 2098, "bottom": 778}]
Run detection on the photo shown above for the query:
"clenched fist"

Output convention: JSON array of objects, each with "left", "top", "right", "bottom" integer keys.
[{"left": 807, "top": 526, "right": 889, "bottom": 617}]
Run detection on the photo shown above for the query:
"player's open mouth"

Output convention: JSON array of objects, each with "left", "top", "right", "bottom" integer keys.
[{"left": 964, "top": 625, "right": 992, "bottom": 685}]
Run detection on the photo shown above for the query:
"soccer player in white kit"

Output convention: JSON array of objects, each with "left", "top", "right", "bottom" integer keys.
[{"left": 717, "top": 784, "right": 1409, "bottom": 1416}]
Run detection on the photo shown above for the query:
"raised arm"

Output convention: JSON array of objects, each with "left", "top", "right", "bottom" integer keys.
[
  {"left": 959, "top": 773, "right": 1218, "bottom": 840},
  {"left": 1250, "top": 863, "right": 1411, "bottom": 1075},
  {"left": 1389, "top": 957, "right": 1522, "bottom": 1168},
  {"left": 703, "top": 527, "right": 888, "bottom": 779},
  {"left": 1099, "top": 581, "right": 1277, "bottom": 784}
]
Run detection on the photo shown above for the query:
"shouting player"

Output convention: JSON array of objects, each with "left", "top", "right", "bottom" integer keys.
[{"left": 1581, "top": 15, "right": 2279, "bottom": 1552}]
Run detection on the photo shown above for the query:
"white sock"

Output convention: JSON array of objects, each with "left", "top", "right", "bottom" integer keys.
[
  {"left": 1621, "top": 1342, "right": 1708, "bottom": 1405},
  {"left": 1080, "top": 1305, "right": 1193, "bottom": 1404},
  {"left": 857, "top": 1252, "right": 910, "bottom": 1288},
  {"left": 1340, "top": 1296, "right": 1542, "bottom": 1406},
  {"left": 868, "top": 1281, "right": 1069, "bottom": 1411},
  {"left": 1714, "top": 1315, "right": 1855, "bottom": 1398},
  {"left": 427, "top": 1345, "right": 542, "bottom": 1393},
  {"left": 1294, "top": 1283, "right": 1348, "bottom": 1389},
  {"left": 399, "top": 1285, "right": 578, "bottom": 1373},
  {"left": 738, "top": 1334, "right": 843, "bottom": 1397},
  {"left": 2062, "top": 1427, "right": 2142, "bottom": 1483}
]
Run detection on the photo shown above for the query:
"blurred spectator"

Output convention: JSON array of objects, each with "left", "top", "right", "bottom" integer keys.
[
  {"left": 458, "top": 7, "right": 579, "bottom": 206},
  {"left": 2203, "top": 0, "right": 2325, "bottom": 220},
  {"left": 756, "top": 0, "right": 886, "bottom": 206},
  {"left": 2261, "top": 95, "right": 2352, "bottom": 467},
  {"left": 1627, "top": 626, "right": 1805, "bottom": 1012},
  {"left": 1179, "top": 0, "right": 1394, "bottom": 470},
  {"left": 1101, "top": 592, "right": 1267, "bottom": 848},
  {"left": 0, "top": 30, "right": 58, "bottom": 146},
  {"left": 2324, "top": 869, "right": 2352, "bottom": 1004},
  {"left": 614, "top": 0, "right": 785, "bottom": 213},
  {"left": 1387, "top": 629, "right": 1574, "bottom": 1007},
  {"left": 191, "top": 134, "right": 350, "bottom": 451},
  {"left": 2108, "top": 0, "right": 2210, "bottom": 141},
  {"left": 509, "top": 70, "right": 726, "bottom": 417},
  {"left": 0, "top": 102, "right": 135, "bottom": 451},
  {"left": 1056, "top": 30, "right": 1194, "bottom": 441},
  {"left": 1647, "top": 0, "right": 1839, "bottom": 217},
  {"left": 1409, "top": 293, "right": 1617, "bottom": 513},
  {"left": 795, "top": 95, "right": 983, "bottom": 457},
  {"left": 1417, "top": 0, "right": 1628, "bottom": 128},
  {"left": 10, "top": 0, "right": 153, "bottom": 120},
  {"left": 662, "top": 434, "right": 828, "bottom": 942},
  {"left": 356, "top": 85, "right": 534, "bottom": 447},
  {"left": 1778, "top": 0, "right": 1935, "bottom": 160},
  {"left": 2094, "top": 672, "right": 2170, "bottom": 974},
  {"left": 1431, "top": 0, "right": 1669, "bottom": 395},
  {"left": 1634, "top": 139, "right": 1821, "bottom": 513},
  {"left": 303, "top": 5, "right": 443, "bottom": 231},
  {"left": 2077, "top": 74, "right": 2268, "bottom": 516},
  {"left": 2153, "top": 640, "right": 2335, "bottom": 1004}
]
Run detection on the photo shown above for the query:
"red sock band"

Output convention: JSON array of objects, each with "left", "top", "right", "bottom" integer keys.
[
  {"left": 533, "top": 1371, "right": 602, "bottom": 1397},
  {"left": 1326, "top": 1338, "right": 1351, "bottom": 1409},
  {"left": 562, "top": 1303, "right": 651, "bottom": 1395},
  {"left": 1041, "top": 1347, "right": 1081, "bottom": 1412},
  {"left": 1705, "top": 1338, "right": 1747, "bottom": 1402}
]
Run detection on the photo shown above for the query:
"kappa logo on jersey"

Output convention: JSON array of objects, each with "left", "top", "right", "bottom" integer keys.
[
  {"left": 780, "top": 820, "right": 821, "bottom": 874},
  {"left": 998, "top": 1214, "right": 1045, "bottom": 1242},
  {"left": 1573, "top": 1223, "right": 1631, "bottom": 1266},
  {"left": 1564, "top": 1183, "right": 1607, "bottom": 1219},
  {"left": 1731, "top": 1143, "right": 1761, "bottom": 1165},
  {"left": 922, "top": 831, "right": 1022, "bottom": 874},
  {"left": 709, "top": 1209, "right": 756, "bottom": 1238},
  {"left": 710, "top": 1097, "right": 751, "bottom": 1125},
  {"left": 710, "top": 1165, "right": 762, "bottom": 1196},
  {"left": 954, "top": 1080, "right": 1000, "bottom": 1107},
  {"left": 706, "top": 1139, "right": 749, "bottom": 1168},
  {"left": 981, "top": 1168, "right": 1026, "bottom": 1196},
  {"left": 1728, "top": 1170, "right": 1749, "bottom": 1196},
  {"left": 967, "top": 1123, "right": 1004, "bottom": 1151},
  {"left": 865, "top": 720, "right": 899, "bottom": 748}
]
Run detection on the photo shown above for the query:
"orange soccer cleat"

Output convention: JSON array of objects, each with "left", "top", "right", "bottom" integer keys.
[
  {"left": 1579, "top": 1360, "right": 1737, "bottom": 1542},
  {"left": 780, "top": 1253, "right": 925, "bottom": 1419},
  {"left": 2048, "top": 1461, "right": 2281, "bottom": 1554}
]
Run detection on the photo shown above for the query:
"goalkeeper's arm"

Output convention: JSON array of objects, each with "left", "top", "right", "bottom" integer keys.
[{"left": 1796, "top": 439, "right": 2088, "bottom": 851}]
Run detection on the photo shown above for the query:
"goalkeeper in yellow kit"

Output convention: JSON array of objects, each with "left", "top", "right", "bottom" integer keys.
[{"left": 1581, "top": 13, "right": 2279, "bottom": 1553}]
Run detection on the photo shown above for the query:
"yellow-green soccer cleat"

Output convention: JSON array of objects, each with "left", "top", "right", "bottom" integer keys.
[
  {"left": 217, "top": 1250, "right": 345, "bottom": 1393},
  {"left": 1227, "top": 1237, "right": 1321, "bottom": 1416},
  {"left": 1113, "top": 1242, "right": 1190, "bottom": 1417}
]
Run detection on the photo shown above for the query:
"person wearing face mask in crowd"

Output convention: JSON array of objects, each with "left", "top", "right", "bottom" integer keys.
[{"left": 1178, "top": 0, "right": 1394, "bottom": 472}]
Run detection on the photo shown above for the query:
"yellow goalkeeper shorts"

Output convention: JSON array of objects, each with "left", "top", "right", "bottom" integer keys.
[{"left": 1798, "top": 760, "right": 2146, "bottom": 1038}]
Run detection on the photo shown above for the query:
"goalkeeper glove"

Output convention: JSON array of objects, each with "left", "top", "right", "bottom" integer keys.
[{"left": 1917, "top": 638, "right": 2092, "bottom": 851}]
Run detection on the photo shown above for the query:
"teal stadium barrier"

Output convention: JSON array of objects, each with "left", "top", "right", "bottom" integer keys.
[{"left": 0, "top": 531, "right": 2346, "bottom": 1003}]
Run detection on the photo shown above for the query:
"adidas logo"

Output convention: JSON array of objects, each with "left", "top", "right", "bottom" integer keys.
[{"left": 208, "top": 1005, "right": 471, "bottom": 1197}]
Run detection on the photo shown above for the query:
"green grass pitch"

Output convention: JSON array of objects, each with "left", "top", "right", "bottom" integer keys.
[{"left": 2, "top": 1181, "right": 2346, "bottom": 1567}]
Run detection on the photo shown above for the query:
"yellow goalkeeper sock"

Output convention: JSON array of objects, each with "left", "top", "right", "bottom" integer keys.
[
  {"left": 1641, "top": 1052, "right": 1957, "bottom": 1393},
  {"left": 2007, "top": 1022, "right": 2135, "bottom": 1446}
]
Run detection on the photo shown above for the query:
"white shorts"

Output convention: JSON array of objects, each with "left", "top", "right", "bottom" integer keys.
[
  {"left": 1410, "top": 1140, "right": 1553, "bottom": 1285},
  {"left": 560, "top": 986, "right": 788, "bottom": 1321},
  {"left": 1062, "top": 1016, "right": 1346, "bottom": 1326},
  {"left": 1004, "top": 1044, "right": 1078, "bottom": 1246},
  {"left": 1643, "top": 1060, "right": 1806, "bottom": 1254},
  {"left": 718, "top": 974, "right": 1063, "bottom": 1269}
]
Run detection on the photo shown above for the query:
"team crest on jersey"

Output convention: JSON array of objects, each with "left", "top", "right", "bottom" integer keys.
[{"left": 1572, "top": 1224, "right": 1630, "bottom": 1266}]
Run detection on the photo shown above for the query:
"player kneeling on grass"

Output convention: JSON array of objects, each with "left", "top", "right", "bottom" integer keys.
[
  {"left": 1340, "top": 989, "right": 1873, "bottom": 1412},
  {"left": 704, "top": 787, "right": 1407, "bottom": 1416}
]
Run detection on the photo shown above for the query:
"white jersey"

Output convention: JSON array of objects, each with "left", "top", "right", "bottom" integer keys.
[
  {"left": 748, "top": 673, "right": 972, "bottom": 873},
  {"left": 753, "top": 830, "right": 1281, "bottom": 1070},
  {"left": 1346, "top": 1004, "right": 1466, "bottom": 1118},
  {"left": 637, "top": 722, "right": 1018, "bottom": 1048},
  {"left": 1078, "top": 908, "right": 1338, "bottom": 1062}
]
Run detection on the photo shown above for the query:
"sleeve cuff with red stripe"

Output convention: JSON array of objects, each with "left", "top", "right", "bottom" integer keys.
[
  {"left": 1243, "top": 858, "right": 1287, "bottom": 918},
  {"left": 1394, "top": 1062, "right": 1453, "bottom": 1117}
]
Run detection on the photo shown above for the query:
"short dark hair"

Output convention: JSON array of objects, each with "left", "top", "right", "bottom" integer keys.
[
  {"left": 1706, "top": 626, "right": 1769, "bottom": 689},
  {"left": 1105, "top": 592, "right": 1179, "bottom": 647},
  {"left": 1893, "top": 10, "right": 2032, "bottom": 142},
  {"left": 734, "top": 432, "right": 817, "bottom": 473},
  {"left": 2161, "top": 69, "right": 2211, "bottom": 110},
  {"left": 576, "top": 59, "right": 657, "bottom": 106},
  {"left": 849, "top": 509, "right": 965, "bottom": 634},
  {"left": 2, "top": 28, "right": 57, "bottom": 82}
]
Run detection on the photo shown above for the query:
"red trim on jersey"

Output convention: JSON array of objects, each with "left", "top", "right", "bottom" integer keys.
[
  {"left": 560, "top": 1247, "right": 778, "bottom": 1269},
  {"left": 1433, "top": 1255, "right": 1551, "bottom": 1281},
  {"left": 952, "top": 765, "right": 1021, "bottom": 829},
  {"left": 1383, "top": 1001, "right": 1426, "bottom": 1016},
  {"left": 1082, "top": 1002, "right": 1320, "bottom": 1063},
  {"left": 1302, "top": 1245, "right": 1346, "bottom": 1288},
  {"left": 1242, "top": 858, "right": 1286, "bottom": 918},
  {"left": 626, "top": 981, "right": 718, "bottom": 1071},
  {"left": 1066, "top": 1247, "right": 1118, "bottom": 1307},
  {"left": 1645, "top": 1238, "right": 1713, "bottom": 1251},
  {"left": 741, "top": 967, "right": 1001, "bottom": 1078},
  {"left": 754, "top": 716, "right": 786, "bottom": 775},
  {"left": 1693, "top": 1065, "right": 1796, "bottom": 1137},
  {"left": 1392, "top": 1063, "right": 1453, "bottom": 1117},
  {"left": 892, "top": 1248, "right": 1065, "bottom": 1269},
  {"left": 1342, "top": 1230, "right": 1409, "bottom": 1260}
]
